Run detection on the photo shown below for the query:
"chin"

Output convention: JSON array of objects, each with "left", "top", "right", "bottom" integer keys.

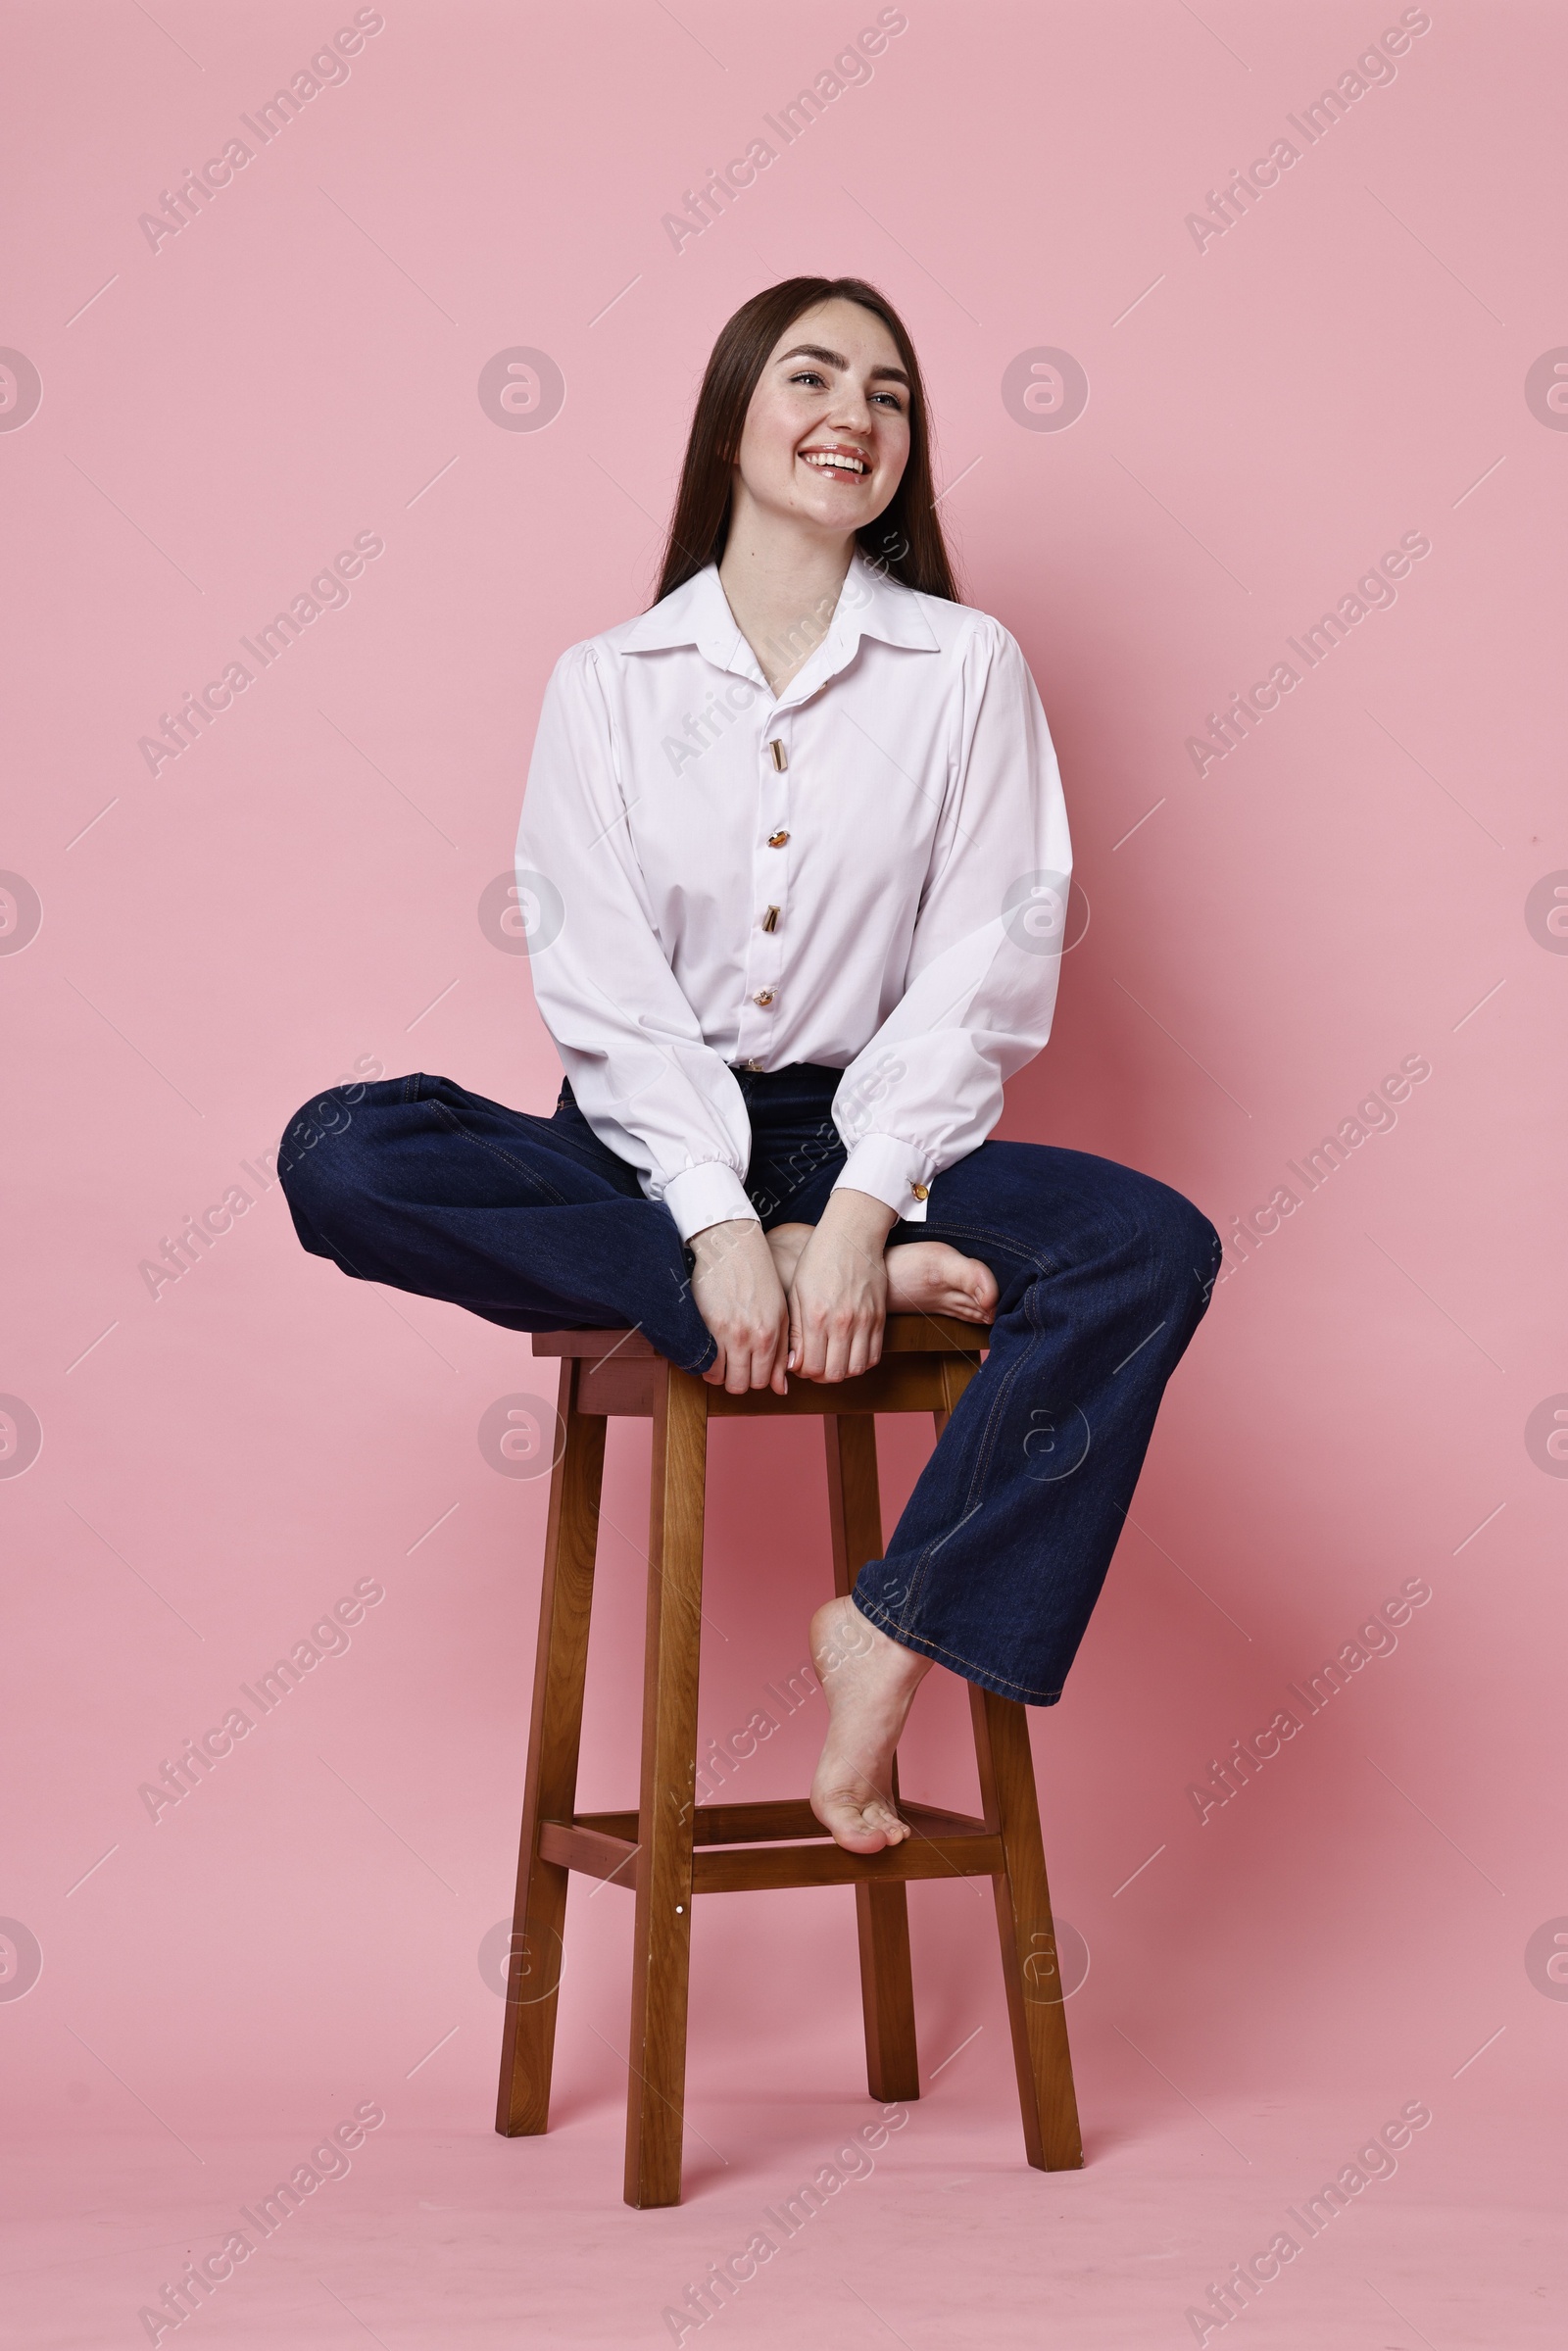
[{"left": 799, "top": 488, "right": 873, "bottom": 519}]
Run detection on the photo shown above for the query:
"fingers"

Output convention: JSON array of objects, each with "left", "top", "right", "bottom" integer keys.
[
  {"left": 728, "top": 1326, "right": 763, "bottom": 1396},
  {"left": 794, "top": 1304, "right": 885, "bottom": 1383},
  {"left": 727, "top": 1314, "right": 789, "bottom": 1395},
  {"left": 845, "top": 1311, "right": 880, "bottom": 1381},
  {"left": 827, "top": 1310, "right": 879, "bottom": 1383},
  {"left": 772, "top": 1297, "right": 794, "bottom": 1395},
  {"left": 689, "top": 1220, "right": 791, "bottom": 1395},
  {"left": 783, "top": 1216, "right": 890, "bottom": 1382},
  {"left": 710, "top": 1337, "right": 747, "bottom": 1396}
]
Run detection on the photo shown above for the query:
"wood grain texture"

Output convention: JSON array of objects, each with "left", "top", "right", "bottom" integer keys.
[
  {"left": 691, "top": 1831, "right": 1004, "bottom": 1893},
  {"left": 572, "top": 1354, "right": 981, "bottom": 1419},
  {"left": 494, "top": 1358, "right": 605, "bottom": 2137},
  {"left": 569, "top": 1797, "right": 987, "bottom": 1850},
  {"left": 708, "top": 1357, "right": 961, "bottom": 1416},
  {"left": 622, "top": 1362, "right": 710, "bottom": 2209},
  {"left": 575, "top": 1357, "right": 657, "bottom": 1417},
  {"left": 545, "top": 1797, "right": 1000, "bottom": 1892},
  {"left": 969, "top": 1684, "right": 1085, "bottom": 2172},
  {"left": 500, "top": 1328, "right": 1083, "bottom": 2203},
  {"left": 932, "top": 1367, "right": 1082, "bottom": 2165},
  {"left": 823, "top": 1412, "right": 920, "bottom": 2102},
  {"left": 534, "top": 1315, "right": 990, "bottom": 1360},
  {"left": 538, "top": 1819, "right": 639, "bottom": 1886}
]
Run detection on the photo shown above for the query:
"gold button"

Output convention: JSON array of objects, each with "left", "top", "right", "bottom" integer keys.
[
  {"left": 767, "top": 829, "right": 789, "bottom": 848},
  {"left": 768, "top": 739, "right": 788, "bottom": 771},
  {"left": 753, "top": 989, "right": 775, "bottom": 1007},
  {"left": 761, "top": 905, "right": 780, "bottom": 933},
  {"left": 742, "top": 1057, "right": 761, "bottom": 1071},
  {"left": 910, "top": 1183, "right": 929, "bottom": 1200}
]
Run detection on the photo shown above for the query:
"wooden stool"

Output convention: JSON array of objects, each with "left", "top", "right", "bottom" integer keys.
[{"left": 494, "top": 1316, "right": 1084, "bottom": 2207}]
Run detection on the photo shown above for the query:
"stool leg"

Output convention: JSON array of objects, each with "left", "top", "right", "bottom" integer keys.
[
  {"left": 969, "top": 1684, "right": 1085, "bottom": 2171},
  {"left": 624, "top": 1361, "right": 709, "bottom": 2209},
  {"left": 496, "top": 1358, "right": 606, "bottom": 2137},
  {"left": 934, "top": 1369, "right": 1082, "bottom": 2168},
  {"left": 823, "top": 1413, "right": 920, "bottom": 2103}
]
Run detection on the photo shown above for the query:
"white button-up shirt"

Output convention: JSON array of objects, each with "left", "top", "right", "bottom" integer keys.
[{"left": 514, "top": 549, "right": 1072, "bottom": 1243}]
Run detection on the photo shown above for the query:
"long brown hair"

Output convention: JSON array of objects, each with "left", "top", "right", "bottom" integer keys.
[{"left": 651, "top": 276, "right": 959, "bottom": 607}]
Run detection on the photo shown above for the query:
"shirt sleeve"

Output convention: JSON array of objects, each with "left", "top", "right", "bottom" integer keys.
[
  {"left": 514, "top": 642, "right": 757, "bottom": 1243},
  {"left": 830, "top": 616, "right": 1072, "bottom": 1224}
]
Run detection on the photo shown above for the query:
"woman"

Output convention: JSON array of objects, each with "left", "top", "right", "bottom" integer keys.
[{"left": 279, "top": 275, "right": 1222, "bottom": 1856}]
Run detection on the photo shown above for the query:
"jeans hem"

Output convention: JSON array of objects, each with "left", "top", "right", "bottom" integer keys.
[{"left": 850, "top": 1592, "right": 1063, "bottom": 1707}]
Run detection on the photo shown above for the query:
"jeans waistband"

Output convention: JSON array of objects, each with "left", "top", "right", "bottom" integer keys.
[
  {"left": 556, "top": 1061, "right": 844, "bottom": 1115},
  {"left": 726, "top": 1059, "right": 843, "bottom": 1103}
]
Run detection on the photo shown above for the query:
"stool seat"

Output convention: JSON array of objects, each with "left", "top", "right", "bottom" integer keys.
[
  {"left": 495, "top": 1315, "right": 1084, "bottom": 2207},
  {"left": 533, "top": 1312, "right": 990, "bottom": 1419}
]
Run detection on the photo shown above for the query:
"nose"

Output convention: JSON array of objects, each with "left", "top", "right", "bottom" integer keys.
[{"left": 827, "top": 380, "right": 874, "bottom": 436}]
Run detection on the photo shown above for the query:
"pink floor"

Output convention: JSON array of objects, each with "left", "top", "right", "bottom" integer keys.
[{"left": 6, "top": 1955, "right": 1560, "bottom": 2348}]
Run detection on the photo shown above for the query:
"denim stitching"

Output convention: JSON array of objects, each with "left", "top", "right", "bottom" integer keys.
[
  {"left": 421, "top": 1095, "right": 616, "bottom": 1212},
  {"left": 873, "top": 1202, "right": 1201, "bottom": 1680},
  {"left": 416, "top": 1084, "right": 713, "bottom": 1369},
  {"left": 853, "top": 1593, "right": 1059, "bottom": 1703},
  {"left": 906, "top": 1215, "right": 1059, "bottom": 1279},
  {"left": 886, "top": 1272, "right": 1050, "bottom": 1626}
]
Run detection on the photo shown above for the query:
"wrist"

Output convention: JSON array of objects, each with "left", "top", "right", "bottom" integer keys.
[
  {"left": 820, "top": 1186, "right": 899, "bottom": 1245},
  {"left": 689, "top": 1215, "right": 760, "bottom": 1258}
]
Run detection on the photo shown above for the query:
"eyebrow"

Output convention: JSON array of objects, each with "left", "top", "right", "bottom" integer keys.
[{"left": 776, "top": 342, "right": 910, "bottom": 388}]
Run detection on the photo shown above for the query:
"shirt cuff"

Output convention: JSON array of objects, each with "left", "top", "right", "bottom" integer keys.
[
  {"left": 833, "top": 1134, "right": 936, "bottom": 1225},
  {"left": 662, "top": 1161, "right": 758, "bottom": 1245}
]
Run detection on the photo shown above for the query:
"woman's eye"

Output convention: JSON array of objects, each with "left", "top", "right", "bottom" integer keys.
[{"left": 790, "top": 369, "right": 826, "bottom": 387}]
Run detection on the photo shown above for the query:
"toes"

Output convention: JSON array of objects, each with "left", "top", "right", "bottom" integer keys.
[
  {"left": 813, "top": 1786, "right": 909, "bottom": 1854},
  {"left": 852, "top": 1796, "right": 909, "bottom": 1851},
  {"left": 958, "top": 1265, "right": 998, "bottom": 1321},
  {"left": 828, "top": 1809, "right": 889, "bottom": 1854}
]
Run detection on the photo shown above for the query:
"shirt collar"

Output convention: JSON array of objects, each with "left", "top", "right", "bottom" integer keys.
[{"left": 617, "top": 548, "right": 942, "bottom": 675}]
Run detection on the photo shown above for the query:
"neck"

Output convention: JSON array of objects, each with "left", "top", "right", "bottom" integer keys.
[{"left": 717, "top": 493, "right": 858, "bottom": 694}]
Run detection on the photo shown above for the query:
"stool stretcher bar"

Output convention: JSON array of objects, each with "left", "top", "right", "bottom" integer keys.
[
  {"left": 495, "top": 1325, "right": 1085, "bottom": 2206},
  {"left": 538, "top": 1801, "right": 1007, "bottom": 1893}
]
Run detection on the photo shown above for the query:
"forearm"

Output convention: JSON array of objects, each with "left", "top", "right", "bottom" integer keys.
[{"left": 691, "top": 1191, "right": 896, "bottom": 1263}]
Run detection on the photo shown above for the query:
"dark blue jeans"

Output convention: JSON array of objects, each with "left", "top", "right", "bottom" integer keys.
[{"left": 278, "top": 1066, "right": 1221, "bottom": 1706}]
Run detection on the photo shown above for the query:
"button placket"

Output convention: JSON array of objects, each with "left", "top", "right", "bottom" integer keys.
[{"left": 737, "top": 719, "right": 790, "bottom": 1056}]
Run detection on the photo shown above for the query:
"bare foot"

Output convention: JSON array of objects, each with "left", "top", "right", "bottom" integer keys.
[
  {"left": 809, "top": 1595, "right": 933, "bottom": 1852},
  {"left": 885, "top": 1240, "right": 998, "bottom": 1324},
  {"left": 773, "top": 1223, "right": 996, "bottom": 1325}
]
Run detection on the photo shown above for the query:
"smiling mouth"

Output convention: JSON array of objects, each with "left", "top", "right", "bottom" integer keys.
[{"left": 799, "top": 449, "right": 871, "bottom": 479}]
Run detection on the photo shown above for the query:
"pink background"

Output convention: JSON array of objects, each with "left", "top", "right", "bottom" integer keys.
[{"left": 3, "top": 2, "right": 1564, "bottom": 2343}]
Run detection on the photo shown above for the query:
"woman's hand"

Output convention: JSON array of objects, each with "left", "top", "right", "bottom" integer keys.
[
  {"left": 689, "top": 1218, "right": 792, "bottom": 1395},
  {"left": 786, "top": 1188, "right": 899, "bottom": 1382}
]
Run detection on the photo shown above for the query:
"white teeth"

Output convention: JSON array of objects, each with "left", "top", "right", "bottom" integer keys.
[{"left": 802, "top": 451, "right": 866, "bottom": 475}]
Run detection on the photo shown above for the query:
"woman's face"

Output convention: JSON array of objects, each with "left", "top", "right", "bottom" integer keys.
[{"left": 731, "top": 298, "right": 912, "bottom": 545}]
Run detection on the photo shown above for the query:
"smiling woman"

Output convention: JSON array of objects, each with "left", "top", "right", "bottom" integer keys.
[
  {"left": 279, "top": 271, "right": 1221, "bottom": 1863},
  {"left": 651, "top": 276, "right": 956, "bottom": 700}
]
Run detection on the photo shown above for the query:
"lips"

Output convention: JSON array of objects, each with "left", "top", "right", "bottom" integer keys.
[{"left": 799, "top": 446, "right": 871, "bottom": 479}]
